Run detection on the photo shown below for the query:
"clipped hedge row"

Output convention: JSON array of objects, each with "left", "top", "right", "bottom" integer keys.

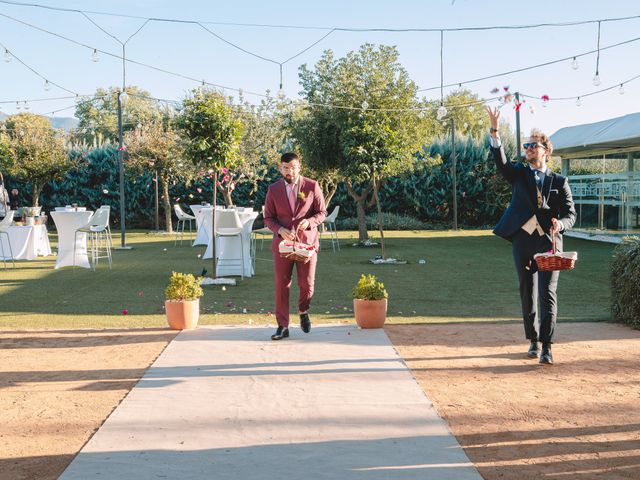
[{"left": 611, "top": 236, "right": 640, "bottom": 329}]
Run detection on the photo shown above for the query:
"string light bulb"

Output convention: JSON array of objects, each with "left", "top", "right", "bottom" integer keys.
[
  {"left": 592, "top": 73, "right": 601, "bottom": 86},
  {"left": 571, "top": 57, "right": 579, "bottom": 70},
  {"left": 576, "top": 97, "right": 582, "bottom": 107},
  {"left": 23, "top": 101, "right": 29, "bottom": 111},
  {"left": 468, "top": 105, "right": 474, "bottom": 112},
  {"left": 15, "top": 101, "right": 21, "bottom": 111},
  {"left": 437, "top": 104, "right": 447, "bottom": 120},
  {"left": 44, "top": 80, "right": 51, "bottom": 91},
  {"left": 92, "top": 49, "right": 100, "bottom": 62},
  {"left": 277, "top": 88, "right": 286, "bottom": 100},
  {"left": 3, "top": 49, "right": 11, "bottom": 63},
  {"left": 361, "top": 100, "right": 369, "bottom": 110},
  {"left": 618, "top": 84, "right": 625, "bottom": 95}
]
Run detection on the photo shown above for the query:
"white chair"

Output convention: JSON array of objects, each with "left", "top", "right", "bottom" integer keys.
[
  {"left": 216, "top": 209, "right": 245, "bottom": 279},
  {"left": 174, "top": 204, "right": 196, "bottom": 245},
  {"left": 99, "top": 205, "right": 113, "bottom": 247},
  {"left": 252, "top": 206, "right": 273, "bottom": 253},
  {"left": 73, "top": 208, "right": 112, "bottom": 270},
  {"left": 0, "top": 210, "right": 16, "bottom": 268},
  {"left": 320, "top": 205, "right": 340, "bottom": 252}
]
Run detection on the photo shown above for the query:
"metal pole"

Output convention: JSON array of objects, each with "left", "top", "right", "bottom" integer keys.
[
  {"left": 154, "top": 171, "right": 159, "bottom": 231},
  {"left": 515, "top": 92, "right": 522, "bottom": 161},
  {"left": 451, "top": 116, "right": 458, "bottom": 231},
  {"left": 212, "top": 168, "right": 218, "bottom": 279},
  {"left": 117, "top": 90, "right": 126, "bottom": 248}
]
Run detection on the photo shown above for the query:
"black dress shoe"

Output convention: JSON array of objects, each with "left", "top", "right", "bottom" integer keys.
[
  {"left": 539, "top": 344, "right": 553, "bottom": 365},
  {"left": 300, "top": 313, "right": 311, "bottom": 333},
  {"left": 271, "top": 326, "right": 289, "bottom": 341},
  {"left": 527, "top": 341, "right": 539, "bottom": 358}
]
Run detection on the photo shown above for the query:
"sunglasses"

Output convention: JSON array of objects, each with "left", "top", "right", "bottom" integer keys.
[{"left": 523, "top": 142, "right": 545, "bottom": 150}]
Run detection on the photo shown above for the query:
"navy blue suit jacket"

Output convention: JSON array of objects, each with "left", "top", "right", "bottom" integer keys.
[{"left": 491, "top": 146, "right": 576, "bottom": 250}]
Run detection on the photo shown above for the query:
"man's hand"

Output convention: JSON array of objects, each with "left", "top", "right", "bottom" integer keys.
[
  {"left": 278, "top": 227, "right": 295, "bottom": 241},
  {"left": 297, "top": 219, "right": 310, "bottom": 231},
  {"left": 550, "top": 218, "right": 563, "bottom": 236},
  {"left": 486, "top": 106, "right": 500, "bottom": 134}
]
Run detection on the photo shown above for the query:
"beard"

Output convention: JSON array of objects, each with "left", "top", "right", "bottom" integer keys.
[{"left": 283, "top": 174, "right": 296, "bottom": 184}]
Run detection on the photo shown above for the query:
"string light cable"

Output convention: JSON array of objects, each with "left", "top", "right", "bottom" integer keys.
[
  {"left": 0, "top": 40, "right": 78, "bottom": 95},
  {"left": 2, "top": 9, "right": 639, "bottom": 102},
  {"left": 0, "top": 11, "right": 269, "bottom": 98},
  {"left": 1, "top": 0, "right": 639, "bottom": 33},
  {"left": 520, "top": 72, "right": 640, "bottom": 102}
]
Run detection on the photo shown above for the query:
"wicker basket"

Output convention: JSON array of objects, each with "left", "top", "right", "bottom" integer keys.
[
  {"left": 534, "top": 237, "right": 578, "bottom": 272},
  {"left": 278, "top": 234, "right": 316, "bottom": 264}
]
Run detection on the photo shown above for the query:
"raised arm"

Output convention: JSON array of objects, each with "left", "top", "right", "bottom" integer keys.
[{"left": 486, "top": 106, "right": 517, "bottom": 184}]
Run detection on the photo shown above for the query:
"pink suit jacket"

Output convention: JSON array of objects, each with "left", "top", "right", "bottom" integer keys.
[{"left": 263, "top": 176, "right": 327, "bottom": 253}]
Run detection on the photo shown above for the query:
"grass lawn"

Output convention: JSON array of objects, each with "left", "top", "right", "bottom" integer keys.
[{"left": 0, "top": 230, "right": 615, "bottom": 329}]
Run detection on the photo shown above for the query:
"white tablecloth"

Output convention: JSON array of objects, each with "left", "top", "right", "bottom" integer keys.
[
  {"left": 50, "top": 210, "right": 94, "bottom": 269},
  {"left": 201, "top": 209, "right": 259, "bottom": 277},
  {"left": 0, "top": 225, "right": 52, "bottom": 260},
  {"left": 190, "top": 204, "right": 214, "bottom": 246}
]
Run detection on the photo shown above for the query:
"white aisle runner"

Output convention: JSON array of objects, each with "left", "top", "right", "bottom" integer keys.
[{"left": 60, "top": 325, "right": 481, "bottom": 480}]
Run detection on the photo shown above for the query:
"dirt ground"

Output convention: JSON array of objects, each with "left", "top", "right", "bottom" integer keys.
[
  {"left": 1, "top": 322, "right": 639, "bottom": 480},
  {"left": 0, "top": 328, "right": 177, "bottom": 480},
  {"left": 386, "top": 322, "right": 640, "bottom": 480}
]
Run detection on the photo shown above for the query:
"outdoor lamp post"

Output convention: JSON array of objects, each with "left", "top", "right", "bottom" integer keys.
[{"left": 116, "top": 87, "right": 130, "bottom": 249}]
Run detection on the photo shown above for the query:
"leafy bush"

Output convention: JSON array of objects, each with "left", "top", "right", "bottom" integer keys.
[
  {"left": 352, "top": 274, "right": 388, "bottom": 300},
  {"left": 611, "top": 236, "right": 640, "bottom": 328},
  {"left": 165, "top": 272, "right": 204, "bottom": 301},
  {"left": 336, "top": 212, "right": 432, "bottom": 231}
]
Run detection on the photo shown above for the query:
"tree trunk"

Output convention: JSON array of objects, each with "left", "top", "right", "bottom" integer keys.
[
  {"left": 222, "top": 188, "right": 234, "bottom": 207},
  {"left": 355, "top": 199, "right": 368, "bottom": 242},
  {"left": 32, "top": 182, "right": 41, "bottom": 207},
  {"left": 373, "top": 178, "right": 386, "bottom": 259},
  {"left": 161, "top": 175, "right": 173, "bottom": 234},
  {"left": 346, "top": 178, "right": 373, "bottom": 242},
  {"left": 212, "top": 168, "right": 218, "bottom": 279},
  {"left": 319, "top": 179, "right": 338, "bottom": 208}
]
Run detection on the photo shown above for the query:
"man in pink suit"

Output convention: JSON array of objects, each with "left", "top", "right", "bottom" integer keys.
[{"left": 264, "top": 152, "right": 327, "bottom": 340}]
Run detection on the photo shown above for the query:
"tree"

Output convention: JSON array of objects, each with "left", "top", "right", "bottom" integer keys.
[
  {"left": 297, "top": 44, "right": 429, "bottom": 254},
  {"left": 0, "top": 113, "right": 71, "bottom": 207},
  {"left": 215, "top": 92, "right": 288, "bottom": 206},
  {"left": 125, "top": 120, "right": 189, "bottom": 233},
  {"left": 74, "top": 86, "right": 162, "bottom": 144},
  {"left": 177, "top": 89, "right": 244, "bottom": 278},
  {"left": 427, "top": 89, "right": 492, "bottom": 139}
]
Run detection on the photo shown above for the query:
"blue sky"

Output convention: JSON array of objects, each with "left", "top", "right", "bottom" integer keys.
[{"left": 0, "top": 0, "right": 639, "bottom": 136}]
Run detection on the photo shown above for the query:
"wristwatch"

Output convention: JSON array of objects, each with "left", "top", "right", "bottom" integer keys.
[{"left": 489, "top": 127, "right": 498, "bottom": 133}]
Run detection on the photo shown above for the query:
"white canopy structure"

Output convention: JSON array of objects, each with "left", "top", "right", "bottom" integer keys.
[
  {"left": 550, "top": 113, "right": 640, "bottom": 232},
  {"left": 551, "top": 112, "right": 640, "bottom": 159}
]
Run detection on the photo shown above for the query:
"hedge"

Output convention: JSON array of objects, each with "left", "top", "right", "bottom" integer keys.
[{"left": 611, "top": 236, "right": 640, "bottom": 329}]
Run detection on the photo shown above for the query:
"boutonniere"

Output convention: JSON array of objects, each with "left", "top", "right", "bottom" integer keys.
[{"left": 297, "top": 191, "right": 306, "bottom": 201}]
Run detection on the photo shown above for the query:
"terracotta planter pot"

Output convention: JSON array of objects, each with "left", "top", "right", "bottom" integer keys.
[
  {"left": 165, "top": 299, "right": 200, "bottom": 330},
  {"left": 353, "top": 298, "right": 387, "bottom": 329}
]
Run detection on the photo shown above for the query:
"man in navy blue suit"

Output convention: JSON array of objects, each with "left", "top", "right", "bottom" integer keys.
[{"left": 486, "top": 107, "right": 576, "bottom": 365}]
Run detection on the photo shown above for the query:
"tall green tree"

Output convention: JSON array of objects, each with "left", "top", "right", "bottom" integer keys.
[
  {"left": 125, "top": 120, "right": 189, "bottom": 233},
  {"left": 221, "top": 92, "right": 288, "bottom": 206},
  {"left": 0, "top": 113, "right": 71, "bottom": 207},
  {"left": 177, "top": 89, "right": 244, "bottom": 278},
  {"left": 296, "top": 44, "right": 429, "bottom": 253},
  {"left": 74, "top": 86, "right": 162, "bottom": 143}
]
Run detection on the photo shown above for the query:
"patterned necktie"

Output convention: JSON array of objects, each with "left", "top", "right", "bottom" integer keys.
[
  {"left": 534, "top": 170, "right": 543, "bottom": 189},
  {"left": 287, "top": 184, "right": 296, "bottom": 212},
  {"left": 534, "top": 170, "right": 543, "bottom": 207}
]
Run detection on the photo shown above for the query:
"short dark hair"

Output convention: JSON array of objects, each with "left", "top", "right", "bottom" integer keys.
[{"left": 280, "top": 152, "right": 300, "bottom": 163}]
